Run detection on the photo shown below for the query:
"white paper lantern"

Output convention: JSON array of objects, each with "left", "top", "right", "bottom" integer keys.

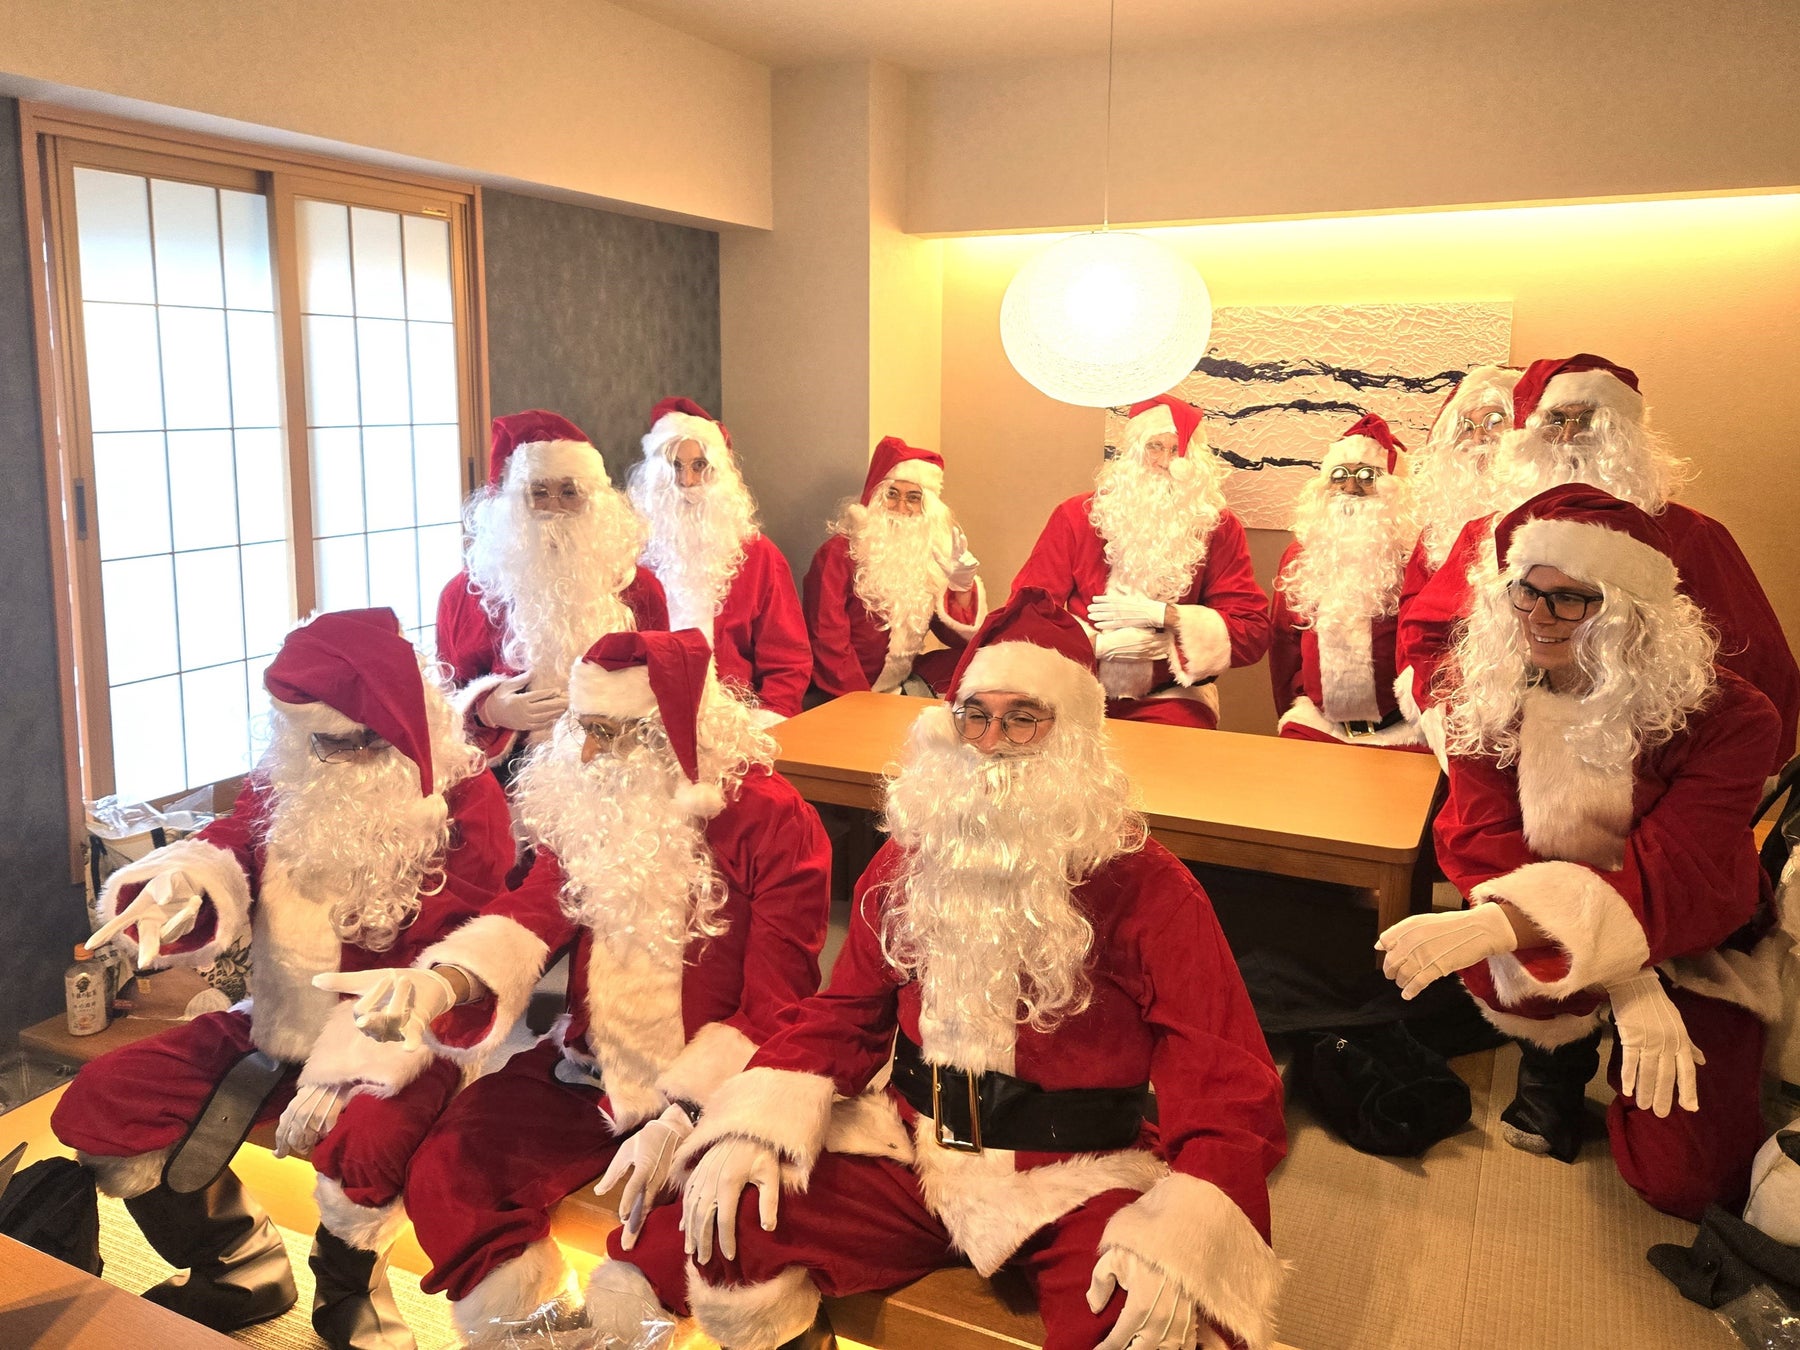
[{"left": 1000, "top": 231, "right": 1213, "bottom": 408}]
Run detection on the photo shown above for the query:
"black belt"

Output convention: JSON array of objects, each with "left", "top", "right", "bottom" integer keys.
[
  {"left": 1340, "top": 708, "right": 1406, "bottom": 738},
  {"left": 889, "top": 1031, "right": 1150, "bottom": 1154}
]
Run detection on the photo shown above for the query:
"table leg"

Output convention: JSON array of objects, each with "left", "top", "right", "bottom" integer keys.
[{"left": 1373, "top": 863, "right": 1416, "bottom": 933}]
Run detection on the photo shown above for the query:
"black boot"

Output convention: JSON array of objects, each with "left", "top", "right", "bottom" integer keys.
[
  {"left": 123, "top": 1168, "right": 297, "bottom": 1330},
  {"left": 309, "top": 1226, "right": 416, "bottom": 1350},
  {"left": 775, "top": 1307, "right": 837, "bottom": 1350},
  {"left": 1499, "top": 1031, "right": 1603, "bottom": 1164}
]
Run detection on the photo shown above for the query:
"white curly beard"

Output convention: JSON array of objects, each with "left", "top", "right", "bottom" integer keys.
[
  {"left": 1282, "top": 477, "right": 1415, "bottom": 625},
  {"left": 464, "top": 476, "right": 646, "bottom": 682},
  {"left": 1089, "top": 454, "right": 1222, "bottom": 602},
  {"left": 511, "top": 722, "right": 725, "bottom": 954},
  {"left": 878, "top": 707, "right": 1142, "bottom": 1073},
  {"left": 1491, "top": 414, "right": 1686, "bottom": 517},
  {"left": 629, "top": 458, "right": 757, "bottom": 634},
  {"left": 1412, "top": 444, "right": 1502, "bottom": 570},
  {"left": 840, "top": 502, "right": 954, "bottom": 658}
]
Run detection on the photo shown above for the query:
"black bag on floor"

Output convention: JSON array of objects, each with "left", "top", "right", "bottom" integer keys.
[
  {"left": 0, "top": 1155, "right": 103, "bottom": 1275},
  {"left": 1288, "top": 1021, "right": 1473, "bottom": 1158},
  {"left": 1649, "top": 1204, "right": 1800, "bottom": 1311}
]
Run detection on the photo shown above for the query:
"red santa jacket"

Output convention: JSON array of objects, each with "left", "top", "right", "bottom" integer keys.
[
  {"left": 1395, "top": 504, "right": 1798, "bottom": 773},
  {"left": 682, "top": 837, "right": 1287, "bottom": 1349},
  {"left": 434, "top": 567, "right": 669, "bottom": 760},
  {"left": 690, "top": 533, "right": 811, "bottom": 717},
  {"left": 96, "top": 772, "right": 516, "bottom": 1096},
  {"left": 802, "top": 532, "right": 985, "bottom": 699},
  {"left": 1268, "top": 539, "right": 1420, "bottom": 748},
  {"left": 1010, "top": 494, "right": 1271, "bottom": 727},
  {"left": 1437, "top": 670, "right": 1782, "bottom": 1042},
  {"left": 420, "top": 766, "right": 831, "bottom": 1133}
]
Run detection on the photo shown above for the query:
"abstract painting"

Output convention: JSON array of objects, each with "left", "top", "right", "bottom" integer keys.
[{"left": 1103, "top": 302, "right": 1512, "bottom": 529}]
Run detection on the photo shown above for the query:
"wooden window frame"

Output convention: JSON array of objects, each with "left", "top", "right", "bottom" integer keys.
[{"left": 18, "top": 102, "right": 491, "bottom": 881}]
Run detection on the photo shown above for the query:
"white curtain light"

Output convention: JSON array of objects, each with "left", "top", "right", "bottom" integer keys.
[{"left": 1000, "top": 230, "right": 1214, "bottom": 408}]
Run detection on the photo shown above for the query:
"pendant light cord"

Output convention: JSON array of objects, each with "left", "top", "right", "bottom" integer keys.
[{"left": 1102, "top": 0, "right": 1115, "bottom": 230}]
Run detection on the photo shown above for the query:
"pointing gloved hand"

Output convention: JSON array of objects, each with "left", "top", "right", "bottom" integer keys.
[
  {"left": 934, "top": 526, "right": 980, "bottom": 593},
  {"left": 312, "top": 966, "right": 468, "bottom": 1049},
  {"left": 478, "top": 673, "right": 567, "bottom": 732},
  {"left": 89, "top": 869, "right": 206, "bottom": 969}
]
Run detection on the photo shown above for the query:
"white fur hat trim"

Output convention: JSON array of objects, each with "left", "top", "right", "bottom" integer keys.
[
  {"left": 270, "top": 697, "right": 360, "bottom": 735},
  {"left": 1321, "top": 436, "right": 1388, "bottom": 473},
  {"left": 881, "top": 459, "right": 944, "bottom": 497},
  {"left": 508, "top": 438, "right": 610, "bottom": 488},
  {"left": 1504, "top": 517, "right": 1676, "bottom": 603},
  {"left": 647, "top": 411, "right": 730, "bottom": 461},
  {"left": 567, "top": 662, "right": 659, "bottom": 718},
  {"left": 955, "top": 641, "right": 1105, "bottom": 733},
  {"left": 1531, "top": 369, "right": 1645, "bottom": 427}
]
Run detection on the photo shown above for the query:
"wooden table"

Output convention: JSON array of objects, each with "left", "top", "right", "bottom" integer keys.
[
  {"left": 20, "top": 970, "right": 208, "bottom": 1068},
  {"left": 776, "top": 692, "right": 1446, "bottom": 929},
  {"left": 0, "top": 1233, "right": 239, "bottom": 1348}
]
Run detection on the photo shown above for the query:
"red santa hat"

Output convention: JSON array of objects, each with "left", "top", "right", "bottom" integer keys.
[
  {"left": 946, "top": 587, "right": 1105, "bottom": 735},
  {"left": 569, "top": 628, "right": 725, "bottom": 818},
  {"left": 861, "top": 436, "right": 945, "bottom": 505},
  {"left": 263, "top": 607, "right": 436, "bottom": 796},
  {"left": 1511, "top": 354, "right": 1644, "bottom": 430},
  {"left": 1494, "top": 483, "right": 1677, "bottom": 605},
  {"left": 1124, "top": 394, "right": 1206, "bottom": 457},
  {"left": 1321, "top": 412, "right": 1406, "bottom": 474},
  {"left": 1427, "top": 365, "right": 1522, "bottom": 442},
  {"left": 488, "top": 409, "right": 609, "bottom": 488},
  {"left": 645, "top": 396, "right": 733, "bottom": 460}
]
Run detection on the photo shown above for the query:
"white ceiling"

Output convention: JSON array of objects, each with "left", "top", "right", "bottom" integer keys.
[{"left": 608, "top": 0, "right": 1534, "bottom": 73}]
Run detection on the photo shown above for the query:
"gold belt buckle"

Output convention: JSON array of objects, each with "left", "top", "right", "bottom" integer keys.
[{"left": 930, "top": 1062, "right": 983, "bottom": 1153}]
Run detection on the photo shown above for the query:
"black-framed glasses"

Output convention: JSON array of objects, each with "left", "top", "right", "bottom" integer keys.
[
  {"left": 310, "top": 730, "right": 391, "bottom": 764},
  {"left": 1508, "top": 579, "right": 1602, "bottom": 622},
  {"left": 1328, "top": 465, "right": 1380, "bottom": 484},
  {"left": 951, "top": 704, "right": 1055, "bottom": 745}
]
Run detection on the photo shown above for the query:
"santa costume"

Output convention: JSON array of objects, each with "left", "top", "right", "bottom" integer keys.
[
  {"left": 1012, "top": 395, "right": 1270, "bottom": 729},
  {"left": 803, "top": 436, "right": 987, "bottom": 700},
  {"left": 599, "top": 590, "right": 1287, "bottom": 1350},
  {"left": 1269, "top": 414, "right": 1425, "bottom": 749},
  {"left": 399, "top": 629, "right": 831, "bottom": 1342},
  {"left": 435, "top": 409, "right": 668, "bottom": 768},
  {"left": 1394, "top": 355, "right": 1798, "bottom": 770},
  {"left": 628, "top": 397, "right": 811, "bottom": 718},
  {"left": 52, "top": 608, "right": 517, "bottom": 1348},
  {"left": 1378, "top": 486, "right": 1784, "bottom": 1220}
]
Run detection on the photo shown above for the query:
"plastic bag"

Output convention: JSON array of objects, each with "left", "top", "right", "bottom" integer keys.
[
  {"left": 1716, "top": 1285, "right": 1800, "bottom": 1348},
  {"left": 476, "top": 1293, "right": 676, "bottom": 1348}
]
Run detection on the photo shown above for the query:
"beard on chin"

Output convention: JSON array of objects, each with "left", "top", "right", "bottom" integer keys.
[
  {"left": 1491, "top": 417, "right": 1678, "bottom": 516},
  {"left": 630, "top": 464, "right": 757, "bottom": 632},
  {"left": 848, "top": 507, "right": 950, "bottom": 650},
  {"left": 511, "top": 722, "right": 725, "bottom": 953},
  {"left": 1284, "top": 482, "right": 1414, "bottom": 623},
  {"left": 877, "top": 707, "right": 1141, "bottom": 1072},
  {"left": 465, "top": 485, "right": 644, "bottom": 679},
  {"left": 1412, "top": 447, "right": 1501, "bottom": 569},
  {"left": 259, "top": 725, "right": 449, "bottom": 952},
  {"left": 1089, "top": 455, "right": 1220, "bottom": 601}
]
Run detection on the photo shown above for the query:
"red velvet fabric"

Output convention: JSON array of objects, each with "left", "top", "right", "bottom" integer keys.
[{"left": 801, "top": 533, "right": 979, "bottom": 699}]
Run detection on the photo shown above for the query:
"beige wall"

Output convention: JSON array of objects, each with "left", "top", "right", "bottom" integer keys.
[
  {"left": 0, "top": 0, "right": 773, "bottom": 227},
  {"left": 940, "top": 194, "right": 1800, "bottom": 736},
  {"left": 868, "top": 62, "right": 943, "bottom": 456},
  {"left": 908, "top": 0, "right": 1800, "bottom": 234}
]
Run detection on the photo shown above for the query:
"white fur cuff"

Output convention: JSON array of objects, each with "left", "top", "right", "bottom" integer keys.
[
  {"left": 1099, "top": 1174, "right": 1283, "bottom": 1350},
  {"left": 314, "top": 1176, "right": 408, "bottom": 1251},
  {"left": 687, "top": 1263, "right": 819, "bottom": 1350},
  {"left": 80, "top": 1147, "right": 172, "bottom": 1200},
  {"left": 453, "top": 1237, "right": 578, "bottom": 1338},
  {"left": 1169, "top": 604, "right": 1232, "bottom": 684},
  {"left": 454, "top": 672, "right": 524, "bottom": 765},
  {"left": 297, "top": 999, "right": 434, "bottom": 1098},
  {"left": 935, "top": 577, "right": 988, "bottom": 640},
  {"left": 415, "top": 914, "right": 551, "bottom": 1070},
  {"left": 1394, "top": 665, "right": 1424, "bottom": 723},
  {"left": 657, "top": 1022, "right": 758, "bottom": 1109},
  {"left": 1464, "top": 987, "right": 1606, "bottom": 1049},
  {"left": 677, "top": 1066, "right": 836, "bottom": 1185},
  {"left": 101, "top": 838, "right": 252, "bottom": 968},
  {"left": 1474, "top": 861, "right": 1650, "bottom": 998}
]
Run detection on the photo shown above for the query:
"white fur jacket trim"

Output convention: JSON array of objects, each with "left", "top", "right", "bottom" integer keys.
[
  {"left": 677, "top": 1066, "right": 836, "bottom": 1185},
  {"left": 1463, "top": 989, "right": 1607, "bottom": 1050},
  {"left": 296, "top": 998, "right": 434, "bottom": 1098},
  {"left": 455, "top": 671, "right": 524, "bottom": 765},
  {"left": 415, "top": 914, "right": 552, "bottom": 1070},
  {"left": 1098, "top": 1173, "right": 1284, "bottom": 1350},
  {"left": 100, "top": 837, "right": 251, "bottom": 969},
  {"left": 1475, "top": 861, "right": 1650, "bottom": 1001},
  {"left": 1278, "top": 696, "right": 1424, "bottom": 748},
  {"left": 1167, "top": 604, "right": 1232, "bottom": 686},
  {"left": 656, "top": 1021, "right": 758, "bottom": 1109}
]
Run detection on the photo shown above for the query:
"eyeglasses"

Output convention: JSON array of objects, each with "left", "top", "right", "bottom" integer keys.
[
  {"left": 1541, "top": 406, "right": 1597, "bottom": 440},
  {"left": 1454, "top": 409, "right": 1508, "bottom": 441},
  {"left": 528, "top": 479, "right": 587, "bottom": 510},
  {"left": 882, "top": 485, "right": 926, "bottom": 509},
  {"left": 1327, "top": 465, "right": 1380, "bottom": 484},
  {"left": 574, "top": 714, "right": 653, "bottom": 745},
  {"left": 951, "top": 704, "right": 1055, "bottom": 745},
  {"left": 1508, "top": 579, "right": 1602, "bottom": 622},
  {"left": 310, "top": 730, "right": 391, "bottom": 764}
]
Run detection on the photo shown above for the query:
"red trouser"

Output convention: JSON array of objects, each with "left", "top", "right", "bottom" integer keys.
[
  {"left": 50, "top": 1008, "right": 461, "bottom": 1214},
  {"left": 407, "top": 1039, "right": 623, "bottom": 1301},
  {"left": 1108, "top": 695, "right": 1217, "bottom": 729},
  {"left": 614, "top": 1150, "right": 1147, "bottom": 1350}
]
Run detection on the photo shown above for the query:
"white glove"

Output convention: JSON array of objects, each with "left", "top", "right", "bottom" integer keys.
[
  {"left": 598, "top": 1103, "right": 695, "bottom": 1249},
  {"left": 478, "top": 673, "right": 567, "bottom": 732},
  {"left": 1088, "top": 588, "right": 1166, "bottom": 632},
  {"left": 1095, "top": 627, "right": 1168, "bottom": 661},
  {"left": 680, "top": 1136, "right": 782, "bottom": 1265},
  {"left": 89, "top": 869, "right": 206, "bottom": 970},
  {"left": 935, "top": 528, "right": 980, "bottom": 593},
  {"left": 274, "top": 1082, "right": 360, "bottom": 1159},
  {"left": 1087, "top": 1248, "right": 1208, "bottom": 1350},
  {"left": 1608, "top": 969, "right": 1705, "bottom": 1118},
  {"left": 1375, "top": 903, "right": 1518, "bottom": 1001},
  {"left": 311, "top": 967, "right": 462, "bottom": 1051}
]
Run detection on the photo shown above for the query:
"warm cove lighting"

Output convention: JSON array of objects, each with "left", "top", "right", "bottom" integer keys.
[{"left": 1000, "top": 230, "right": 1213, "bottom": 407}]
